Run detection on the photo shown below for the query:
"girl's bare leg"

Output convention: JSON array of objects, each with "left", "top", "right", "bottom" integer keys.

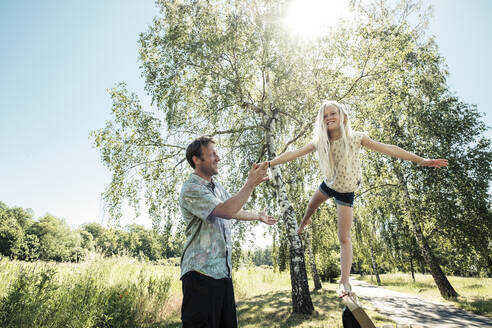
[
  {"left": 337, "top": 203, "right": 353, "bottom": 295},
  {"left": 297, "top": 189, "right": 329, "bottom": 234}
]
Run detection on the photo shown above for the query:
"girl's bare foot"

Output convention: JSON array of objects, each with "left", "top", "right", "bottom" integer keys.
[
  {"left": 337, "top": 281, "right": 353, "bottom": 298},
  {"left": 297, "top": 218, "right": 311, "bottom": 234}
]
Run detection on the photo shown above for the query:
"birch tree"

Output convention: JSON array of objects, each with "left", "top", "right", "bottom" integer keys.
[{"left": 91, "top": 0, "right": 491, "bottom": 311}]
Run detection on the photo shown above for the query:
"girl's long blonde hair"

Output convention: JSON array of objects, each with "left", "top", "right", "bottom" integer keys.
[{"left": 312, "top": 101, "right": 352, "bottom": 183}]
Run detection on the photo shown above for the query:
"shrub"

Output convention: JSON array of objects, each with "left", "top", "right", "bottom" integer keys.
[
  {"left": 318, "top": 250, "right": 339, "bottom": 283},
  {"left": 0, "top": 265, "right": 59, "bottom": 327}
]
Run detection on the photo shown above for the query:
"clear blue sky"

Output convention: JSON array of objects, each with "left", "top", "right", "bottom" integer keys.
[{"left": 0, "top": 1, "right": 490, "bottom": 230}]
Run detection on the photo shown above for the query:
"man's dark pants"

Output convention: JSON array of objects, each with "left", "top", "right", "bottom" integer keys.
[{"left": 181, "top": 271, "right": 238, "bottom": 328}]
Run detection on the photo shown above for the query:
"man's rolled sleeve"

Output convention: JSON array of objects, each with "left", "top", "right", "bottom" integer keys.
[{"left": 180, "top": 183, "right": 222, "bottom": 221}]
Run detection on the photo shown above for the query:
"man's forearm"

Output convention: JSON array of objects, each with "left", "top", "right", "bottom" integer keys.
[
  {"left": 212, "top": 183, "right": 255, "bottom": 219},
  {"left": 234, "top": 210, "right": 259, "bottom": 221}
]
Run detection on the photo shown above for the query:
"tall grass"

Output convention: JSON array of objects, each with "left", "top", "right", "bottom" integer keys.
[
  {"left": 17, "top": 258, "right": 491, "bottom": 327},
  {"left": 232, "top": 265, "right": 291, "bottom": 299},
  {"left": 0, "top": 256, "right": 173, "bottom": 328},
  {"left": 0, "top": 259, "right": 395, "bottom": 328},
  {"left": 162, "top": 266, "right": 395, "bottom": 328}
]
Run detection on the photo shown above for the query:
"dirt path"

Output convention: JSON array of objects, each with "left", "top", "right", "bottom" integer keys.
[{"left": 350, "top": 278, "right": 492, "bottom": 328}]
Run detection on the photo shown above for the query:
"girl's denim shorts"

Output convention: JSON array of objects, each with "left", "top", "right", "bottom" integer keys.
[{"left": 319, "top": 181, "right": 354, "bottom": 207}]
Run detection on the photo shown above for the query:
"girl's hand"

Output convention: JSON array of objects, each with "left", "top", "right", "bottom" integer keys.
[
  {"left": 246, "top": 162, "right": 269, "bottom": 187},
  {"left": 297, "top": 218, "right": 312, "bottom": 234},
  {"left": 419, "top": 158, "right": 448, "bottom": 168},
  {"left": 258, "top": 210, "right": 276, "bottom": 225}
]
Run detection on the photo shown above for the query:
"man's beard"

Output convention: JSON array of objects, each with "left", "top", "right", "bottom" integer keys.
[{"left": 204, "top": 165, "right": 218, "bottom": 176}]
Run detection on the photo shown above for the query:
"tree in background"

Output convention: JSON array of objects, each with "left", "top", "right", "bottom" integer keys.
[
  {"left": 345, "top": 2, "right": 492, "bottom": 296},
  {"left": 0, "top": 214, "right": 24, "bottom": 258},
  {"left": 91, "top": 0, "right": 491, "bottom": 310},
  {"left": 0, "top": 203, "right": 37, "bottom": 260},
  {"left": 27, "top": 215, "right": 78, "bottom": 262},
  {"left": 92, "top": 0, "right": 331, "bottom": 313},
  {"left": 0, "top": 201, "right": 183, "bottom": 262}
]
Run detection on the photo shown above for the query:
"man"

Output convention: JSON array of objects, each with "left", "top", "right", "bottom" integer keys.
[{"left": 179, "top": 136, "right": 276, "bottom": 328}]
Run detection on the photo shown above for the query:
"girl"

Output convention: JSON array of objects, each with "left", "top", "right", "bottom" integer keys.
[{"left": 268, "top": 101, "right": 447, "bottom": 297}]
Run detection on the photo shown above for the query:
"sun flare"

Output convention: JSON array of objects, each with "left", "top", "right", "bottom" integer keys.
[{"left": 285, "top": 0, "right": 352, "bottom": 37}]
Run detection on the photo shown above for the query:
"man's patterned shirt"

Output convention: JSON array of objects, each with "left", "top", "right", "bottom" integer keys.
[{"left": 179, "top": 173, "right": 232, "bottom": 279}]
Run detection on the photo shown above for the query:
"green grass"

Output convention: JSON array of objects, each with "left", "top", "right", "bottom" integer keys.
[
  {"left": 0, "top": 255, "right": 175, "bottom": 328},
  {"left": 163, "top": 266, "right": 395, "bottom": 328},
  {"left": 358, "top": 272, "right": 492, "bottom": 317},
  {"left": 0, "top": 256, "right": 395, "bottom": 327}
]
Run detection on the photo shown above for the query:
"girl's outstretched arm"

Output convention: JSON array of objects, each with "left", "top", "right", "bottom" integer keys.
[
  {"left": 361, "top": 135, "right": 448, "bottom": 167},
  {"left": 269, "top": 143, "right": 315, "bottom": 167}
]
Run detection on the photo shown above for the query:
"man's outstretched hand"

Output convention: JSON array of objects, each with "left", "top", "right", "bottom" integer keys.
[
  {"left": 258, "top": 209, "right": 276, "bottom": 225},
  {"left": 247, "top": 162, "right": 269, "bottom": 188}
]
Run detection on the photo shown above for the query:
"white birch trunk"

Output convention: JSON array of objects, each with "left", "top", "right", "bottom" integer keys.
[{"left": 265, "top": 126, "right": 314, "bottom": 314}]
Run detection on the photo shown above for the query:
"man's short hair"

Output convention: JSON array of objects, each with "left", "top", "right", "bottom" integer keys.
[{"left": 186, "top": 136, "right": 216, "bottom": 169}]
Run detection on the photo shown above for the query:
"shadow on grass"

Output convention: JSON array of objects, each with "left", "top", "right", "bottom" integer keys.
[
  {"left": 463, "top": 283, "right": 484, "bottom": 290},
  {"left": 454, "top": 297, "right": 492, "bottom": 317},
  {"left": 144, "top": 321, "right": 181, "bottom": 328},
  {"left": 147, "top": 294, "right": 492, "bottom": 328},
  {"left": 145, "top": 287, "right": 395, "bottom": 327},
  {"left": 145, "top": 289, "right": 344, "bottom": 328},
  {"left": 237, "top": 288, "right": 343, "bottom": 327}
]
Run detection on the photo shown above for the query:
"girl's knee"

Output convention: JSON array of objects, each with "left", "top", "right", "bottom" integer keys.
[
  {"left": 308, "top": 196, "right": 325, "bottom": 210},
  {"left": 307, "top": 201, "right": 320, "bottom": 212},
  {"left": 338, "top": 234, "right": 351, "bottom": 245}
]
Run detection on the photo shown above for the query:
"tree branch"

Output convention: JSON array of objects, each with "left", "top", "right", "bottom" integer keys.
[
  {"left": 241, "top": 101, "right": 266, "bottom": 115},
  {"left": 173, "top": 157, "right": 186, "bottom": 170},
  {"left": 355, "top": 183, "right": 400, "bottom": 199},
  {"left": 280, "top": 122, "right": 313, "bottom": 154},
  {"left": 160, "top": 143, "right": 186, "bottom": 150},
  {"left": 276, "top": 109, "right": 303, "bottom": 125},
  {"left": 256, "top": 143, "right": 266, "bottom": 163},
  {"left": 210, "top": 126, "right": 257, "bottom": 136},
  {"left": 147, "top": 143, "right": 186, "bottom": 150},
  {"left": 124, "top": 152, "right": 182, "bottom": 173},
  {"left": 337, "top": 69, "right": 371, "bottom": 102}
]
